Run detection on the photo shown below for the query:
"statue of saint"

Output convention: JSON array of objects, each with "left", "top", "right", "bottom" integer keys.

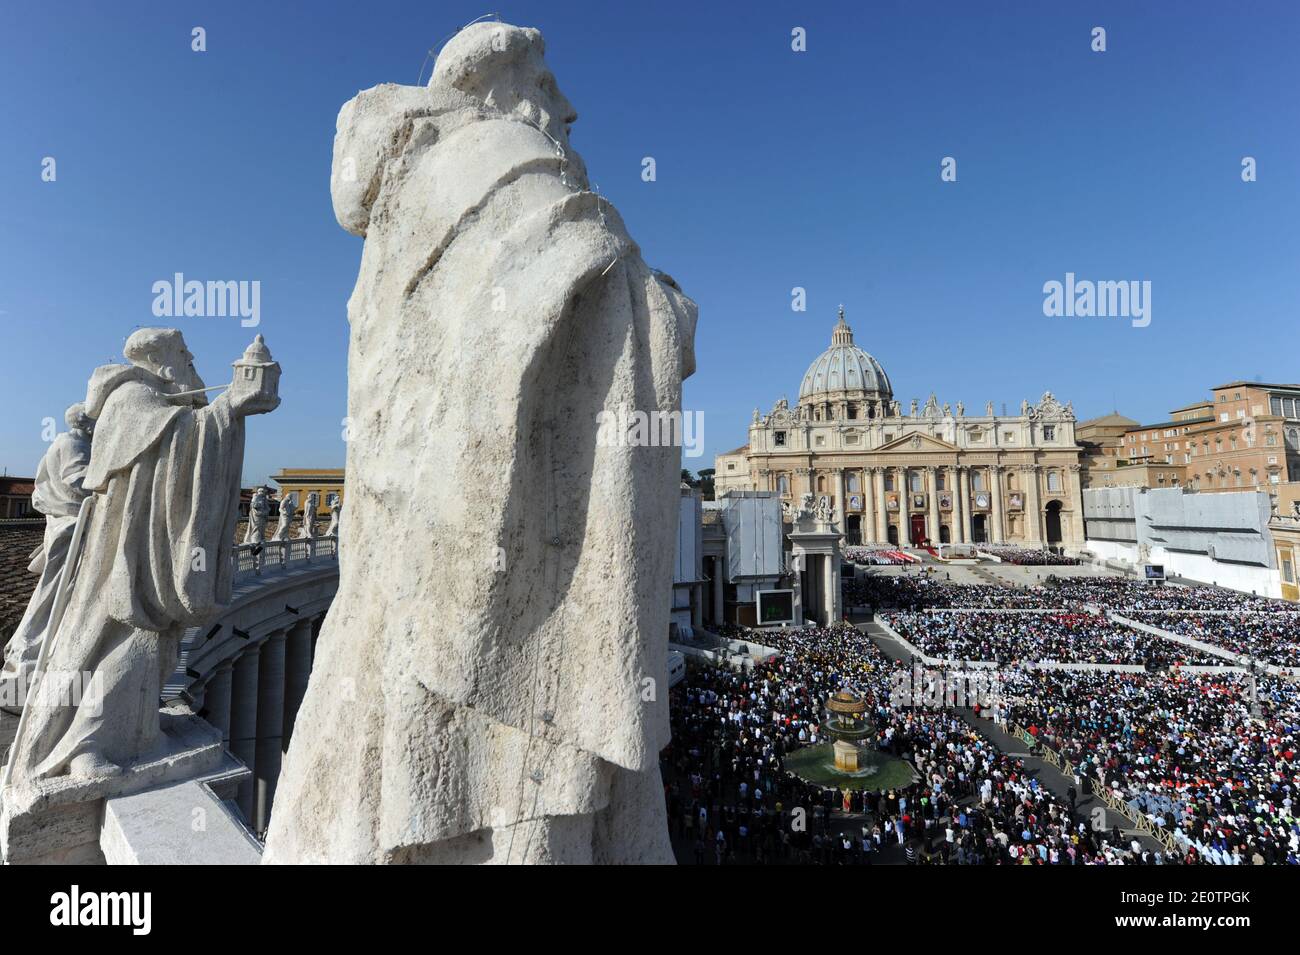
[
  {"left": 298, "top": 492, "right": 320, "bottom": 540},
  {"left": 265, "top": 21, "right": 696, "bottom": 864},
  {"left": 4, "top": 328, "right": 277, "bottom": 782},
  {"left": 244, "top": 486, "right": 270, "bottom": 544},
  {"left": 0, "top": 404, "right": 94, "bottom": 703},
  {"left": 272, "top": 491, "right": 297, "bottom": 542},
  {"left": 325, "top": 499, "right": 341, "bottom": 538}
]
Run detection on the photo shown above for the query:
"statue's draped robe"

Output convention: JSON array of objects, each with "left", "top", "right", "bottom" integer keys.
[
  {"left": 8, "top": 368, "right": 244, "bottom": 781},
  {"left": 265, "top": 85, "right": 696, "bottom": 863},
  {"left": 1, "top": 431, "right": 91, "bottom": 695}
]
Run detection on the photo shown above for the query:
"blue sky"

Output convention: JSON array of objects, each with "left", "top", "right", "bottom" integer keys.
[{"left": 2, "top": 0, "right": 1297, "bottom": 484}]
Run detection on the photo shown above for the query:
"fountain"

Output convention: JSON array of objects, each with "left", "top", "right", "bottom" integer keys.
[{"left": 782, "top": 688, "right": 916, "bottom": 791}]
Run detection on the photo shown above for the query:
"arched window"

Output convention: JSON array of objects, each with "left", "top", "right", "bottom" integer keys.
[
  {"left": 910, "top": 472, "right": 923, "bottom": 492},
  {"left": 777, "top": 474, "right": 789, "bottom": 496},
  {"left": 1046, "top": 471, "right": 1061, "bottom": 492},
  {"left": 847, "top": 473, "right": 861, "bottom": 493},
  {"left": 817, "top": 475, "right": 826, "bottom": 492}
]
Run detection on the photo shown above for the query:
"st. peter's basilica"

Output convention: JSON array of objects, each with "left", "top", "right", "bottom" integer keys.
[{"left": 714, "top": 308, "right": 1085, "bottom": 549}]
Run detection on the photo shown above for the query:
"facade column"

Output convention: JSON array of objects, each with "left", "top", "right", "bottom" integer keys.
[
  {"left": 825, "top": 554, "right": 842, "bottom": 624},
  {"left": 859, "top": 468, "right": 873, "bottom": 544},
  {"left": 1067, "top": 464, "right": 1086, "bottom": 547},
  {"left": 1024, "top": 464, "right": 1043, "bottom": 543},
  {"left": 254, "top": 629, "right": 288, "bottom": 833},
  {"left": 895, "top": 467, "right": 909, "bottom": 545},
  {"left": 959, "top": 466, "right": 972, "bottom": 542},
  {"left": 282, "top": 618, "right": 314, "bottom": 753},
  {"left": 925, "top": 466, "right": 940, "bottom": 544},
  {"left": 990, "top": 465, "right": 1006, "bottom": 543},
  {"left": 711, "top": 559, "right": 724, "bottom": 626},
  {"left": 950, "top": 466, "right": 964, "bottom": 543},
  {"left": 203, "top": 660, "right": 234, "bottom": 745},
  {"left": 229, "top": 646, "right": 262, "bottom": 825},
  {"left": 873, "top": 467, "right": 888, "bottom": 543},
  {"left": 833, "top": 467, "right": 845, "bottom": 534}
]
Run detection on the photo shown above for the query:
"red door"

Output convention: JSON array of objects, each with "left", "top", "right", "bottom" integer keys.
[{"left": 909, "top": 514, "right": 926, "bottom": 545}]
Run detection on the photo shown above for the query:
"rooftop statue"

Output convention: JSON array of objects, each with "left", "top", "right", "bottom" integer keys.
[
  {"left": 0, "top": 404, "right": 94, "bottom": 702},
  {"left": 264, "top": 20, "right": 697, "bottom": 864},
  {"left": 244, "top": 486, "right": 269, "bottom": 545},
  {"left": 3, "top": 328, "right": 278, "bottom": 783}
]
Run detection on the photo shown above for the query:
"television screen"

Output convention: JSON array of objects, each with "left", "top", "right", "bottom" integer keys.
[{"left": 757, "top": 589, "right": 794, "bottom": 624}]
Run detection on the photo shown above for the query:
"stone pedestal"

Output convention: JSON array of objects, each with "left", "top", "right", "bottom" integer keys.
[
  {"left": 0, "top": 709, "right": 225, "bottom": 865},
  {"left": 833, "top": 738, "right": 860, "bottom": 773}
]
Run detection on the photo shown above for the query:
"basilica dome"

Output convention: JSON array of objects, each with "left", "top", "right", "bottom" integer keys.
[{"left": 798, "top": 308, "right": 892, "bottom": 403}]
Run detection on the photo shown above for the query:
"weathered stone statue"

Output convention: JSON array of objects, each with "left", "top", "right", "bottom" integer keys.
[
  {"left": 272, "top": 491, "right": 297, "bottom": 542},
  {"left": 244, "top": 486, "right": 269, "bottom": 544},
  {"left": 325, "top": 500, "right": 341, "bottom": 538},
  {"left": 0, "top": 404, "right": 94, "bottom": 705},
  {"left": 265, "top": 21, "right": 696, "bottom": 864},
  {"left": 297, "top": 492, "right": 319, "bottom": 540},
  {"left": 3, "top": 328, "right": 278, "bottom": 782}
]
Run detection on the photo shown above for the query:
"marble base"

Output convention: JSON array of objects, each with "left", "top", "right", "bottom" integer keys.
[{"left": 1, "top": 707, "right": 225, "bottom": 864}]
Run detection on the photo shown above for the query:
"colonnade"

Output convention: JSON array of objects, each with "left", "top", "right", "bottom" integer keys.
[{"left": 192, "top": 613, "right": 323, "bottom": 835}]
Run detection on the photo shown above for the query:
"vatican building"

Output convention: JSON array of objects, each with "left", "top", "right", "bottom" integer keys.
[{"left": 714, "top": 308, "right": 1086, "bottom": 549}]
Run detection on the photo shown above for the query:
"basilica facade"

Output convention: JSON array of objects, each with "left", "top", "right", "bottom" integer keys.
[{"left": 714, "top": 309, "right": 1086, "bottom": 549}]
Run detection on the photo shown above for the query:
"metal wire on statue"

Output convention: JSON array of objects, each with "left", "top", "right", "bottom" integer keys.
[{"left": 417, "top": 12, "right": 503, "bottom": 86}]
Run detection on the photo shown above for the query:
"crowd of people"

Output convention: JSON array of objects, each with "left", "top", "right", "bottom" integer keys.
[
  {"left": 662, "top": 623, "right": 1147, "bottom": 864},
  {"left": 665, "top": 564, "right": 1300, "bottom": 864},
  {"left": 844, "top": 571, "right": 1067, "bottom": 611},
  {"left": 1037, "top": 576, "right": 1297, "bottom": 613},
  {"left": 981, "top": 546, "right": 1080, "bottom": 566},
  {"left": 883, "top": 610, "right": 1220, "bottom": 666},
  {"left": 842, "top": 547, "right": 915, "bottom": 566},
  {"left": 1003, "top": 668, "right": 1300, "bottom": 864},
  {"left": 1121, "top": 611, "right": 1300, "bottom": 668}
]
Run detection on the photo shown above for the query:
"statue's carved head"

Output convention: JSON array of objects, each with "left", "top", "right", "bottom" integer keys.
[
  {"left": 125, "top": 327, "right": 207, "bottom": 402},
  {"left": 432, "top": 23, "right": 577, "bottom": 149},
  {"left": 64, "top": 401, "right": 94, "bottom": 434}
]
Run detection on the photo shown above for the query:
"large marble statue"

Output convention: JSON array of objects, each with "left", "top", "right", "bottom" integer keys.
[
  {"left": 244, "top": 486, "right": 269, "bottom": 544},
  {"left": 265, "top": 21, "right": 697, "bottom": 864},
  {"left": 0, "top": 404, "right": 94, "bottom": 704},
  {"left": 4, "top": 328, "right": 278, "bottom": 782}
]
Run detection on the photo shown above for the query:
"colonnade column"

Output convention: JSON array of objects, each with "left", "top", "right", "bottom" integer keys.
[
  {"left": 253, "top": 629, "right": 288, "bottom": 833},
  {"left": 990, "top": 465, "right": 1006, "bottom": 544},
  {"left": 282, "top": 618, "right": 313, "bottom": 753},
  {"left": 202, "top": 660, "right": 234, "bottom": 746},
  {"left": 229, "top": 646, "right": 261, "bottom": 824}
]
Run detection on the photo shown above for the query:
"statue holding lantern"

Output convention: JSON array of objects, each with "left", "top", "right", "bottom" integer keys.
[{"left": 2, "top": 328, "right": 279, "bottom": 785}]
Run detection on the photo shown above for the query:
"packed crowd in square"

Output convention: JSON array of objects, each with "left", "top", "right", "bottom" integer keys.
[
  {"left": 666, "top": 566, "right": 1299, "bottom": 864},
  {"left": 883, "top": 610, "right": 1221, "bottom": 666}
]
